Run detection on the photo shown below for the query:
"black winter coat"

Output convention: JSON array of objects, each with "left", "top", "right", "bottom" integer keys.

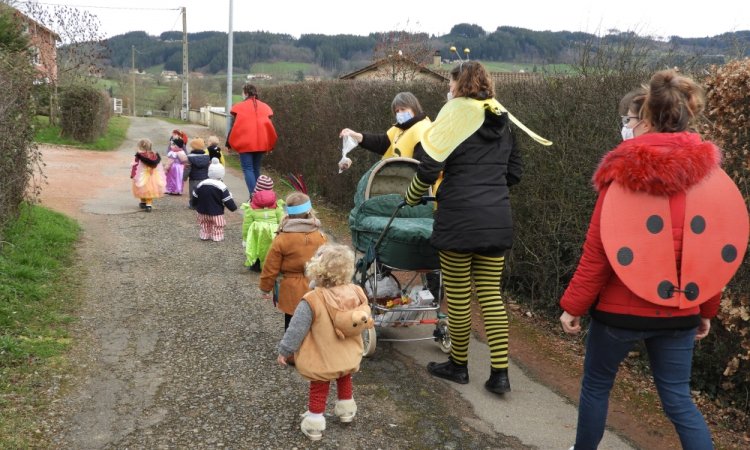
[
  {"left": 187, "top": 152, "right": 211, "bottom": 181},
  {"left": 416, "top": 111, "right": 522, "bottom": 254}
]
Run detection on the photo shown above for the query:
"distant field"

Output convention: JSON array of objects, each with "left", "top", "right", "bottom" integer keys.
[
  {"left": 249, "top": 61, "right": 312, "bottom": 75},
  {"left": 144, "top": 64, "right": 165, "bottom": 75},
  {"left": 434, "top": 61, "right": 574, "bottom": 74}
]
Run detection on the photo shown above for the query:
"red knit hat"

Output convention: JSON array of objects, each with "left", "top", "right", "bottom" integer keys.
[{"left": 254, "top": 175, "right": 274, "bottom": 192}]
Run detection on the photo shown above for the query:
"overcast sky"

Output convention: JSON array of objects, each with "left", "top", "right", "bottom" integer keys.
[{"left": 16, "top": 0, "right": 750, "bottom": 40}]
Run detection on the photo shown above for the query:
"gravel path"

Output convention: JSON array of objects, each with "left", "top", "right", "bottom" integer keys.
[{"left": 39, "top": 118, "right": 528, "bottom": 449}]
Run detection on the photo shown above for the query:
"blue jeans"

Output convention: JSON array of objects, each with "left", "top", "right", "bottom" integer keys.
[
  {"left": 238, "top": 152, "right": 264, "bottom": 197},
  {"left": 574, "top": 319, "right": 713, "bottom": 450}
]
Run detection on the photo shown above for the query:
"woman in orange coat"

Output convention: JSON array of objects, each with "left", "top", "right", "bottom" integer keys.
[
  {"left": 227, "top": 83, "right": 278, "bottom": 198},
  {"left": 259, "top": 192, "right": 327, "bottom": 331}
]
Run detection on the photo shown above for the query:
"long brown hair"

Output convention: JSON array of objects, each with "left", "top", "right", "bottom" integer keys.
[{"left": 450, "top": 61, "right": 495, "bottom": 100}]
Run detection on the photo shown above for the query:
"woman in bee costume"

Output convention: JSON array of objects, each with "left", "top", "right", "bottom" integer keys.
[{"left": 405, "top": 61, "right": 551, "bottom": 394}]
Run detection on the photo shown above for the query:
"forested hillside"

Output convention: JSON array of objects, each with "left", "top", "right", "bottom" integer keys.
[{"left": 103, "top": 23, "right": 750, "bottom": 76}]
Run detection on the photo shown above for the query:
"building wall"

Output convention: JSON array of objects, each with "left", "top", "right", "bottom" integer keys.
[{"left": 19, "top": 14, "right": 58, "bottom": 83}]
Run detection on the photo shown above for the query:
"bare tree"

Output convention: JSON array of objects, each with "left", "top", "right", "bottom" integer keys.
[{"left": 372, "top": 27, "right": 434, "bottom": 82}]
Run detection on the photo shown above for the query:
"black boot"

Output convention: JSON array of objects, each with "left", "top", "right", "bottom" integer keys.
[
  {"left": 427, "top": 359, "right": 469, "bottom": 384},
  {"left": 485, "top": 368, "right": 511, "bottom": 394}
]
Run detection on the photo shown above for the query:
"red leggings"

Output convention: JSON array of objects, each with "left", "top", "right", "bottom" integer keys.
[{"left": 308, "top": 373, "right": 353, "bottom": 414}]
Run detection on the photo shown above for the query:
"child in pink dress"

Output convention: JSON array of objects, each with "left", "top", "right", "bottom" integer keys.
[{"left": 164, "top": 133, "right": 188, "bottom": 195}]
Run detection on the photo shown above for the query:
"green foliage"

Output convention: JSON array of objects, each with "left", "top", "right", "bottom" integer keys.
[
  {"left": 59, "top": 84, "right": 112, "bottom": 142},
  {"left": 34, "top": 115, "right": 130, "bottom": 151},
  {"left": 0, "top": 4, "right": 29, "bottom": 52},
  {"left": 0, "top": 46, "right": 37, "bottom": 237},
  {"left": 0, "top": 204, "right": 80, "bottom": 448}
]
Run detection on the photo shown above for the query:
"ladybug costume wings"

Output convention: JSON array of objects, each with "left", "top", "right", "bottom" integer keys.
[{"left": 601, "top": 168, "right": 748, "bottom": 308}]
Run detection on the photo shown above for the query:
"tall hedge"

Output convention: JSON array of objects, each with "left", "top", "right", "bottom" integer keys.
[
  {"left": 691, "top": 59, "right": 750, "bottom": 413},
  {"left": 259, "top": 80, "right": 446, "bottom": 209},
  {"left": 495, "top": 72, "right": 649, "bottom": 313},
  {"left": 257, "top": 71, "right": 749, "bottom": 414},
  {"left": 59, "top": 84, "right": 111, "bottom": 142},
  {"left": 0, "top": 50, "right": 37, "bottom": 237},
  {"left": 260, "top": 73, "right": 645, "bottom": 312}
]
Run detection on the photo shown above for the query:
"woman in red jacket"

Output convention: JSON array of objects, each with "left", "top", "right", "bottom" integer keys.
[
  {"left": 227, "top": 83, "right": 278, "bottom": 198},
  {"left": 560, "top": 70, "right": 748, "bottom": 449}
]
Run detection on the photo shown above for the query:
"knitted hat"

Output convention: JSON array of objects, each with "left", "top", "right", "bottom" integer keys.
[
  {"left": 190, "top": 138, "right": 206, "bottom": 151},
  {"left": 207, "top": 157, "right": 225, "bottom": 180},
  {"left": 254, "top": 174, "right": 274, "bottom": 193}
]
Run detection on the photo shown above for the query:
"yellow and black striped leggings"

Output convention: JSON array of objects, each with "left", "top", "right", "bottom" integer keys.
[{"left": 439, "top": 250, "right": 509, "bottom": 369}]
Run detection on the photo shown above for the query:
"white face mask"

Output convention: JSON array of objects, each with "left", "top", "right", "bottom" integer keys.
[
  {"left": 621, "top": 125, "right": 634, "bottom": 141},
  {"left": 395, "top": 111, "right": 414, "bottom": 124}
]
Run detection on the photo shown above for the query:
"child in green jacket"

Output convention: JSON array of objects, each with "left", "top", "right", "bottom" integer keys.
[{"left": 241, "top": 174, "right": 284, "bottom": 271}]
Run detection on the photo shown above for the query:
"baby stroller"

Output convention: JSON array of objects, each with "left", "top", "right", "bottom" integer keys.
[{"left": 349, "top": 157, "right": 451, "bottom": 356}]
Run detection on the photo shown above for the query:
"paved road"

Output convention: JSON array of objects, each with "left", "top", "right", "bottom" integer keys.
[{"left": 39, "top": 117, "right": 635, "bottom": 449}]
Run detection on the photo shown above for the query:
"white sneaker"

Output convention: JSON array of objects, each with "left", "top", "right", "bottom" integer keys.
[
  {"left": 334, "top": 399, "right": 357, "bottom": 423},
  {"left": 300, "top": 412, "right": 326, "bottom": 441}
]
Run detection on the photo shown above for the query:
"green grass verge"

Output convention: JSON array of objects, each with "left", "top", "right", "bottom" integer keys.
[
  {"left": 0, "top": 204, "right": 81, "bottom": 448},
  {"left": 34, "top": 115, "right": 131, "bottom": 151}
]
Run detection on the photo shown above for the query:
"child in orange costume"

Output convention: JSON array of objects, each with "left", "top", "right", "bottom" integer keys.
[
  {"left": 260, "top": 192, "right": 327, "bottom": 330},
  {"left": 131, "top": 138, "right": 166, "bottom": 212}
]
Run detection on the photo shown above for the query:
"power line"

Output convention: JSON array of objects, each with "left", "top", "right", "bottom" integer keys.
[{"left": 16, "top": 1, "right": 180, "bottom": 11}]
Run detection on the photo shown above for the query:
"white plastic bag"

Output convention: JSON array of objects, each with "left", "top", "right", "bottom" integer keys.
[
  {"left": 364, "top": 273, "right": 401, "bottom": 300},
  {"left": 337, "top": 135, "right": 359, "bottom": 173}
]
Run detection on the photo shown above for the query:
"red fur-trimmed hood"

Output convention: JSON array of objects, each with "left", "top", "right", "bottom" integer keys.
[{"left": 593, "top": 132, "right": 722, "bottom": 196}]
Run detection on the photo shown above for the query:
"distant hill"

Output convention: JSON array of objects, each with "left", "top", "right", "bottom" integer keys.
[{"left": 102, "top": 24, "right": 750, "bottom": 77}]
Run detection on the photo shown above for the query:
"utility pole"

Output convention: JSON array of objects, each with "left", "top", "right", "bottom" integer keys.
[
  {"left": 131, "top": 45, "right": 136, "bottom": 117},
  {"left": 181, "top": 6, "right": 189, "bottom": 120},
  {"left": 226, "top": 0, "right": 234, "bottom": 136}
]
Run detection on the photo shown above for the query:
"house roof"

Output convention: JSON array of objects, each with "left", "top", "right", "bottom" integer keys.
[
  {"left": 340, "top": 55, "right": 448, "bottom": 82},
  {"left": 11, "top": 7, "right": 60, "bottom": 41},
  {"left": 340, "top": 56, "right": 549, "bottom": 85}
]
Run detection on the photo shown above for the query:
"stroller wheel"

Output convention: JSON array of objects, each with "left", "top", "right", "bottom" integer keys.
[
  {"left": 362, "top": 327, "right": 377, "bottom": 357},
  {"left": 434, "top": 318, "right": 451, "bottom": 353}
]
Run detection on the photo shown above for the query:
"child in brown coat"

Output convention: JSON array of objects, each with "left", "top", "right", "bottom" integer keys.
[
  {"left": 276, "top": 243, "right": 372, "bottom": 441},
  {"left": 259, "top": 192, "right": 327, "bottom": 330}
]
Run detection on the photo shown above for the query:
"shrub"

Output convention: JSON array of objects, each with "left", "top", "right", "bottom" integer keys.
[
  {"left": 694, "top": 58, "right": 750, "bottom": 419},
  {"left": 59, "top": 83, "right": 111, "bottom": 142},
  {"left": 0, "top": 48, "right": 38, "bottom": 237}
]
